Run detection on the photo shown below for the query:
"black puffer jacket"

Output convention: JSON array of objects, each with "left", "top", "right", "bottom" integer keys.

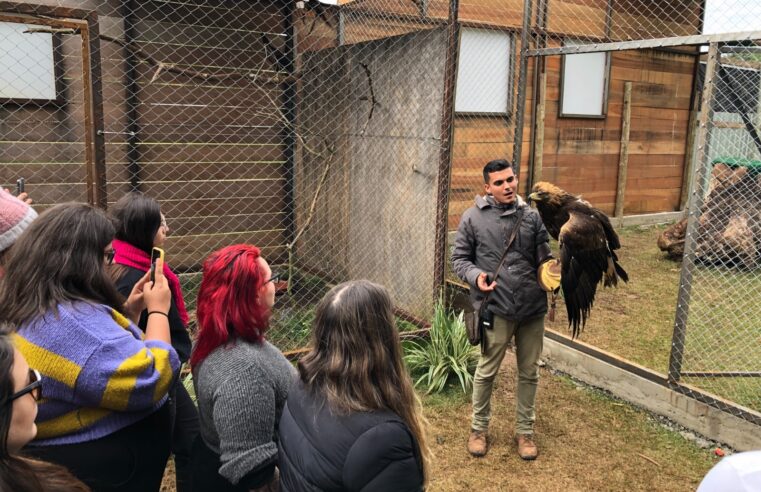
[{"left": 278, "top": 381, "right": 424, "bottom": 492}]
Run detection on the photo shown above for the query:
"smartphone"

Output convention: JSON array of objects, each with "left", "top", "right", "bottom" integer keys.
[
  {"left": 150, "top": 247, "right": 165, "bottom": 284},
  {"left": 16, "top": 178, "right": 25, "bottom": 195}
]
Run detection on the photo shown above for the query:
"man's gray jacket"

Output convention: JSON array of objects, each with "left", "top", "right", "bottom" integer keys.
[{"left": 452, "top": 195, "right": 551, "bottom": 322}]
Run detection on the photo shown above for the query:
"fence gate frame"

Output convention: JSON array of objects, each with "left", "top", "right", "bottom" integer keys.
[
  {"left": 516, "top": 5, "right": 761, "bottom": 426},
  {"left": 0, "top": 1, "right": 107, "bottom": 207}
]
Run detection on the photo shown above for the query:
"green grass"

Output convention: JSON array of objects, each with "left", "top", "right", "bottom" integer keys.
[{"left": 547, "top": 223, "right": 761, "bottom": 412}]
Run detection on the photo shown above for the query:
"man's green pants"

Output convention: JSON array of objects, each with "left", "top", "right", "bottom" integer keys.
[{"left": 471, "top": 314, "right": 545, "bottom": 435}]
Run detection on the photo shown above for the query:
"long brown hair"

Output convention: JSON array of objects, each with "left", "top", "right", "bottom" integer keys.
[
  {"left": 0, "top": 203, "right": 124, "bottom": 325},
  {"left": 298, "top": 280, "right": 431, "bottom": 481},
  {"left": 0, "top": 334, "right": 90, "bottom": 491}
]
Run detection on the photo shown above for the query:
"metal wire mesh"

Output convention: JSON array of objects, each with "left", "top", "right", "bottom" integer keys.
[
  {"left": 0, "top": 0, "right": 759, "bottom": 421},
  {"left": 671, "top": 41, "right": 761, "bottom": 416},
  {"left": 514, "top": 0, "right": 761, "bottom": 421},
  {"left": 0, "top": 0, "right": 458, "bottom": 354}
]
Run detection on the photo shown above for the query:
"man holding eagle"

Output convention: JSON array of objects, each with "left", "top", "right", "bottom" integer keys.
[{"left": 452, "top": 159, "right": 627, "bottom": 462}]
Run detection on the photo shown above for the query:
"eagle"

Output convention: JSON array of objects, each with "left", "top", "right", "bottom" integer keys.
[{"left": 528, "top": 182, "right": 629, "bottom": 338}]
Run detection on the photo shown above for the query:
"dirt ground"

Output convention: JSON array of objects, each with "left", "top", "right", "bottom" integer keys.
[
  {"left": 424, "top": 355, "right": 718, "bottom": 492},
  {"left": 162, "top": 354, "right": 718, "bottom": 492},
  {"left": 161, "top": 226, "right": 723, "bottom": 491}
]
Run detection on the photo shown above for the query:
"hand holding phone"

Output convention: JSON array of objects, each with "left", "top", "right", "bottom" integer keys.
[
  {"left": 143, "top": 249, "right": 171, "bottom": 316},
  {"left": 150, "top": 247, "right": 165, "bottom": 285},
  {"left": 16, "top": 178, "right": 25, "bottom": 195}
]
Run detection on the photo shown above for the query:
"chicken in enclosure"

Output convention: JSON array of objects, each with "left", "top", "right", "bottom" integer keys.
[{"left": 528, "top": 182, "right": 629, "bottom": 337}]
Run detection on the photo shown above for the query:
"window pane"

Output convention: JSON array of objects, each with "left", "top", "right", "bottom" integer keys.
[
  {"left": 455, "top": 28, "right": 510, "bottom": 114},
  {"left": 0, "top": 22, "right": 56, "bottom": 100},
  {"left": 561, "top": 43, "right": 608, "bottom": 117}
]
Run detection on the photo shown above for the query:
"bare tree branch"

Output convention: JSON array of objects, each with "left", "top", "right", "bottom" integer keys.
[
  {"left": 24, "top": 27, "right": 298, "bottom": 85},
  {"left": 358, "top": 62, "right": 378, "bottom": 136}
]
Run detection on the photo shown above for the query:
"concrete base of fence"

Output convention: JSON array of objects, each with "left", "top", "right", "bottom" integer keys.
[
  {"left": 447, "top": 210, "right": 685, "bottom": 246},
  {"left": 541, "top": 334, "right": 761, "bottom": 452},
  {"left": 608, "top": 210, "right": 686, "bottom": 228}
]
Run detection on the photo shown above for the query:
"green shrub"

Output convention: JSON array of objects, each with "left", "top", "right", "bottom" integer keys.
[
  {"left": 182, "top": 366, "right": 197, "bottom": 406},
  {"left": 403, "top": 298, "right": 478, "bottom": 394}
]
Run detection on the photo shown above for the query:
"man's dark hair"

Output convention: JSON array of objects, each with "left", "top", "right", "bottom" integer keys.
[{"left": 482, "top": 159, "right": 514, "bottom": 183}]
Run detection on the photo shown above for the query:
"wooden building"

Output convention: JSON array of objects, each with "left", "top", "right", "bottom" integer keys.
[
  {"left": 295, "top": 0, "right": 704, "bottom": 227},
  {"left": 1, "top": 0, "right": 293, "bottom": 271},
  {"left": 1, "top": 0, "right": 704, "bottom": 315}
]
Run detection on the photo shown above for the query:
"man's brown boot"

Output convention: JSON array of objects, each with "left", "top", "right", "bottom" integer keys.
[
  {"left": 467, "top": 430, "right": 488, "bottom": 457},
  {"left": 515, "top": 434, "right": 538, "bottom": 460}
]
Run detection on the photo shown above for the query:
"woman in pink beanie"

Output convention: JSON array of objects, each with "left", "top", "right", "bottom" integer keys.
[{"left": 0, "top": 189, "right": 37, "bottom": 273}]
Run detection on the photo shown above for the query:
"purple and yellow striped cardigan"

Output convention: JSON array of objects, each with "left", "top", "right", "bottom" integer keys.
[{"left": 13, "top": 301, "right": 180, "bottom": 446}]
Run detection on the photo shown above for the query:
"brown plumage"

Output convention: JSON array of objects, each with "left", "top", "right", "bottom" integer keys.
[{"left": 528, "top": 182, "right": 628, "bottom": 337}]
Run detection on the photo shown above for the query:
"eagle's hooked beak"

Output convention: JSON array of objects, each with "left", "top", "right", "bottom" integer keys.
[{"left": 527, "top": 192, "right": 540, "bottom": 204}]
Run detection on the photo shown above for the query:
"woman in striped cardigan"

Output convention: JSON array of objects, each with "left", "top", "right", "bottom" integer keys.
[{"left": 0, "top": 203, "right": 180, "bottom": 492}]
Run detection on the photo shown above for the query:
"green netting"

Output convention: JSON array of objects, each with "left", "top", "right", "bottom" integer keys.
[{"left": 712, "top": 157, "right": 761, "bottom": 174}]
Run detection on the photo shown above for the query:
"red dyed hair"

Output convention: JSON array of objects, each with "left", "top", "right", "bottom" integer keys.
[{"left": 190, "top": 244, "right": 270, "bottom": 367}]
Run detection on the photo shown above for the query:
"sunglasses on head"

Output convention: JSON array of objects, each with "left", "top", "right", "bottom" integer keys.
[{"left": 8, "top": 368, "right": 42, "bottom": 403}]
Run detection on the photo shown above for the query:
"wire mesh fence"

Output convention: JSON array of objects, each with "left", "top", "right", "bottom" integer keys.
[
  {"left": 515, "top": 0, "right": 761, "bottom": 421},
  {"left": 0, "top": 0, "right": 759, "bottom": 421},
  {"left": 670, "top": 41, "right": 761, "bottom": 417}
]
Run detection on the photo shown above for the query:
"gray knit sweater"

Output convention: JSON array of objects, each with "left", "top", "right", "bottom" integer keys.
[{"left": 193, "top": 339, "right": 296, "bottom": 485}]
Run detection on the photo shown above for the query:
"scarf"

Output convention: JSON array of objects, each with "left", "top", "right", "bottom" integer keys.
[{"left": 111, "top": 238, "right": 189, "bottom": 327}]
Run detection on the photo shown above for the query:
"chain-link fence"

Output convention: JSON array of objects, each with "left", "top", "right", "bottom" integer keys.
[
  {"left": 0, "top": 0, "right": 462, "bottom": 355},
  {"left": 670, "top": 41, "right": 761, "bottom": 418},
  {"left": 512, "top": 0, "right": 761, "bottom": 425},
  {"left": 1, "top": 0, "right": 759, "bottom": 422}
]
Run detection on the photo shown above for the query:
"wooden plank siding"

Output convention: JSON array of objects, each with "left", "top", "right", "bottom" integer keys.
[
  {"left": 0, "top": 1, "right": 124, "bottom": 205},
  {"left": 0, "top": 0, "right": 290, "bottom": 271},
  {"left": 534, "top": 48, "right": 694, "bottom": 215},
  {"left": 294, "top": 0, "right": 700, "bottom": 229},
  {"left": 128, "top": 0, "right": 289, "bottom": 271},
  {"left": 448, "top": 6, "right": 700, "bottom": 228}
]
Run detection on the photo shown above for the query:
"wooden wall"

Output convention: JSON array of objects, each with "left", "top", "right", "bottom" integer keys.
[
  {"left": 538, "top": 48, "right": 695, "bottom": 214},
  {"left": 2, "top": 0, "right": 706, "bottom": 265},
  {"left": 0, "top": 0, "right": 291, "bottom": 271},
  {"left": 449, "top": 0, "right": 702, "bottom": 226},
  {"left": 292, "top": 0, "right": 702, "bottom": 227},
  {"left": 127, "top": 1, "right": 289, "bottom": 270},
  {"left": 0, "top": 1, "right": 124, "bottom": 208}
]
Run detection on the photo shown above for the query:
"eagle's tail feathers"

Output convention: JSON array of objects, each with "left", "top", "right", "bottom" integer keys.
[{"left": 615, "top": 262, "right": 629, "bottom": 283}]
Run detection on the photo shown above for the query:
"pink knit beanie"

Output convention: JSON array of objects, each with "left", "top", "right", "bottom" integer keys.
[{"left": 0, "top": 189, "right": 38, "bottom": 253}]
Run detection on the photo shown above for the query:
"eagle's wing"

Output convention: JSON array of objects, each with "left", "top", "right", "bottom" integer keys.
[
  {"left": 558, "top": 211, "right": 610, "bottom": 338},
  {"left": 542, "top": 208, "right": 569, "bottom": 241}
]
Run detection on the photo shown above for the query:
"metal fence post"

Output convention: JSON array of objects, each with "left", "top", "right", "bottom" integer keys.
[
  {"left": 433, "top": 0, "right": 460, "bottom": 299},
  {"left": 668, "top": 42, "right": 720, "bottom": 383},
  {"left": 512, "top": 0, "right": 533, "bottom": 178},
  {"left": 83, "top": 12, "right": 107, "bottom": 209}
]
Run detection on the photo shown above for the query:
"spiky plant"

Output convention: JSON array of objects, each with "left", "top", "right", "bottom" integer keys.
[{"left": 403, "top": 297, "right": 478, "bottom": 394}]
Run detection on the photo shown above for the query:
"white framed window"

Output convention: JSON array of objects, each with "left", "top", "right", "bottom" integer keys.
[
  {"left": 454, "top": 28, "right": 512, "bottom": 114},
  {"left": 559, "top": 39, "right": 610, "bottom": 118},
  {"left": 0, "top": 22, "right": 57, "bottom": 101}
]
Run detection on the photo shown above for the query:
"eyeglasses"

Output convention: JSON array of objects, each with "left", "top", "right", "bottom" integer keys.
[
  {"left": 104, "top": 249, "right": 115, "bottom": 265},
  {"left": 8, "top": 369, "right": 42, "bottom": 403},
  {"left": 265, "top": 273, "right": 283, "bottom": 284}
]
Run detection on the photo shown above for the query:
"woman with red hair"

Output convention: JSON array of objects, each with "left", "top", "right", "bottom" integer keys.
[{"left": 190, "top": 244, "right": 294, "bottom": 492}]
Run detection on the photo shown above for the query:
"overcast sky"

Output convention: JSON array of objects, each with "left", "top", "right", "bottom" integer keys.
[{"left": 703, "top": 0, "right": 761, "bottom": 34}]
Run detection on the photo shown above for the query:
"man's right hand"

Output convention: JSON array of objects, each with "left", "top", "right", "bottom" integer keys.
[{"left": 476, "top": 272, "right": 497, "bottom": 292}]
